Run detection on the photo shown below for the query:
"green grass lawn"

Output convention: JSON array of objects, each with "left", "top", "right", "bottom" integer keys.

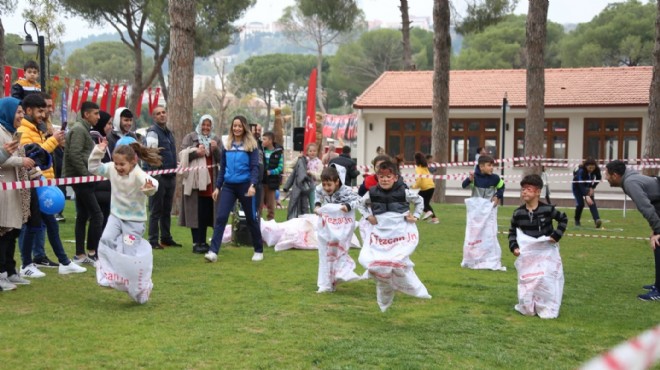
[{"left": 1, "top": 200, "right": 658, "bottom": 369}]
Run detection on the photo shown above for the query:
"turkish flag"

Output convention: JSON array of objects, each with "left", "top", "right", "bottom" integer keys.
[
  {"left": 110, "top": 85, "right": 119, "bottom": 116},
  {"left": 70, "top": 80, "right": 80, "bottom": 113},
  {"left": 135, "top": 90, "right": 144, "bottom": 118},
  {"left": 118, "top": 85, "right": 127, "bottom": 107},
  {"left": 100, "top": 83, "right": 110, "bottom": 111},
  {"left": 303, "top": 68, "right": 317, "bottom": 151},
  {"left": 4, "top": 66, "right": 12, "bottom": 97},
  {"left": 91, "top": 82, "right": 100, "bottom": 103},
  {"left": 17, "top": 69, "right": 24, "bottom": 80},
  {"left": 150, "top": 87, "right": 160, "bottom": 114},
  {"left": 78, "top": 81, "right": 91, "bottom": 111}
]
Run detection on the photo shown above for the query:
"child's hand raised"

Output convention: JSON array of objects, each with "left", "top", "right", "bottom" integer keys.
[
  {"left": 97, "top": 137, "right": 108, "bottom": 152},
  {"left": 142, "top": 178, "right": 154, "bottom": 190}
]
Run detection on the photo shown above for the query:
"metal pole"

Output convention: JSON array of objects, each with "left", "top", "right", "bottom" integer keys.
[
  {"left": 38, "top": 35, "right": 46, "bottom": 91},
  {"left": 501, "top": 94, "right": 507, "bottom": 205}
]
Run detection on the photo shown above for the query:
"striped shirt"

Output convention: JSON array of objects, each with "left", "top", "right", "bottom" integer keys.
[{"left": 508, "top": 202, "right": 568, "bottom": 252}]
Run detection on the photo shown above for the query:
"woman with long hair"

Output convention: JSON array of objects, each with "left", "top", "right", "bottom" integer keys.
[{"left": 205, "top": 115, "right": 264, "bottom": 262}]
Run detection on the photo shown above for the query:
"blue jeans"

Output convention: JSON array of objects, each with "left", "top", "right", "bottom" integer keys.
[
  {"left": 20, "top": 213, "right": 71, "bottom": 266},
  {"left": 209, "top": 182, "right": 263, "bottom": 254}
]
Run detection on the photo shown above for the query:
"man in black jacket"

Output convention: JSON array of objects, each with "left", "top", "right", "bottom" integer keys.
[{"left": 329, "top": 145, "right": 360, "bottom": 186}]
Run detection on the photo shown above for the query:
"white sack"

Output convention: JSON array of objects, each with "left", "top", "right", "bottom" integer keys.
[
  {"left": 222, "top": 225, "right": 232, "bottom": 244},
  {"left": 514, "top": 229, "right": 564, "bottom": 319},
  {"left": 358, "top": 211, "right": 431, "bottom": 312},
  {"left": 96, "top": 235, "right": 153, "bottom": 304},
  {"left": 260, "top": 218, "right": 284, "bottom": 246},
  {"left": 461, "top": 197, "right": 506, "bottom": 271},
  {"left": 316, "top": 204, "right": 362, "bottom": 292},
  {"left": 273, "top": 215, "right": 318, "bottom": 251}
]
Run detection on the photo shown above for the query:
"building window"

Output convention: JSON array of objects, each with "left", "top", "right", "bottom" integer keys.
[
  {"left": 584, "top": 118, "right": 641, "bottom": 161},
  {"left": 385, "top": 119, "right": 432, "bottom": 162},
  {"left": 514, "top": 119, "right": 569, "bottom": 159},
  {"left": 449, "top": 119, "right": 499, "bottom": 162}
]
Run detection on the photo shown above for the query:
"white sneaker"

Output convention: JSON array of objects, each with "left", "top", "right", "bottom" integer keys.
[
  {"left": 204, "top": 251, "right": 218, "bottom": 263},
  {"left": 7, "top": 274, "right": 30, "bottom": 285},
  {"left": 20, "top": 264, "right": 46, "bottom": 278},
  {"left": 251, "top": 252, "right": 264, "bottom": 262},
  {"left": 421, "top": 211, "right": 433, "bottom": 220},
  {"left": 59, "top": 262, "right": 87, "bottom": 275},
  {"left": 0, "top": 272, "right": 17, "bottom": 291}
]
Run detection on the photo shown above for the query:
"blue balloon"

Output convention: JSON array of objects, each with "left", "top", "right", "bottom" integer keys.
[
  {"left": 116, "top": 136, "right": 137, "bottom": 147},
  {"left": 37, "top": 185, "right": 65, "bottom": 215}
]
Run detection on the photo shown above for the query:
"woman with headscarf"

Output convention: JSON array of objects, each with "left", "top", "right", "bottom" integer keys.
[
  {"left": 91, "top": 111, "right": 113, "bottom": 229},
  {"left": 178, "top": 114, "right": 221, "bottom": 254},
  {"left": 0, "top": 97, "right": 35, "bottom": 289}
]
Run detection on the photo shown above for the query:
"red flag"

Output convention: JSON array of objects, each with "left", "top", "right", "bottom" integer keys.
[
  {"left": 17, "top": 69, "right": 24, "bottom": 79},
  {"left": 4, "top": 66, "right": 11, "bottom": 97},
  {"left": 150, "top": 87, "right": 160, "bottom": 114},
  {"left": 100, "top": 83, "right": 110, "bottom": 111},
  {"left": 303, "top": 68, "right": 318, "bottom": 151},
  {"left": 91, "top": 82, "right": 100, "bottom": 103},
  {"left": 51, "top": 76, "right": 60, "bottom": 102},
  {"left": 118, "top": 84, "right": 127, "bottom": 107},
  {"left": 70, "top": 80, "right": 80, "bottom": 113},
  {"left": 135, "top": 90, "right": 144, "bottom": 118},
  {"left": 78, "top": 81, "right": 91, "bottom": 111},
  {"left": 147, "top": 87, "right": 153, "bottom": 113},
  {"left": 110, "top": 85, "right": 119, "bottom": 116}
]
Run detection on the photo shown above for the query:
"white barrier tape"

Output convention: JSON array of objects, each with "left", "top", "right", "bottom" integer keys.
[
  {"left": 496, "top": 230, "right": 648, "bottom": 241},
  {"left": 581, "top": 325, "right": 660, "bottom": 370},
  {"left": 0, "top": 163, "right": 218, "bottom": 191}
]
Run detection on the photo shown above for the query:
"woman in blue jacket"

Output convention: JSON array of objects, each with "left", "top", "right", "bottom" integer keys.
[
  {"left": 572, "top": 157, "right": 602, "bottom": 228},
  {"left": 205, "top": 115, "right": 264, "bottom": 262}
]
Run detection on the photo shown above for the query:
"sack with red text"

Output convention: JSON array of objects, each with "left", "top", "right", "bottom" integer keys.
[
  {"left": 316, "top": 204, "right": 362, "bottom": 292},
  {"left": 514, "top": 229, "right": 564, "bottom": 319},
  {"left": 96, "top": 235, "right": 153, "bottom": 304},
  {"left": 274, "top": 215, "right": 318, "bottom": 251},
  {"left": 260, "top": 218, "right": 285, "bottom": 247},
  {"left": 461, "top": 197, "right": 506, "bottom": 271},
  {"left": 358, "top": 211, "right": 431, "bottom": 312}
]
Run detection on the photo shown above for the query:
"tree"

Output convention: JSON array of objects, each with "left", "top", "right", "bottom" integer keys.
[
  {"left": 327, "top": 29, "right": 404, "bottom": 101},
  {"left": 645, "top": 0, "right": 660, "bottom": 176},
  {"left": 3, "top": 34, "right": 25, "bottom": 70},
  {"left": 559, "top": 0, "right": 655, "bottom": 67},
  {"left": 400, "top": 0, "right": 413, "bottom": 70},
  {"left": 64, "top": 41, "right": 154, "bottom": 84},
  {"left": 454, "top": 15, "right": 564, "bottom": 69},
  {"left": 432, "top": 0, "right": 451, "bottom": 202},
  {"left": 58, "top": 0, "right": 254, "bottom": 112},
  {"left": 0, "top": 0, "right": 17, "bottom": 91},
  {"left": 456, "top": 0, "right": 519, "bottom": 35},
  {"left": 22, "top": 0, "right": 66, "bottom": 80},
  {"left": 279, "top": 0, "right": 365, "bottom": 113},
  {"left": 524, "top": 0, "right": 548, "bottom": 176}
]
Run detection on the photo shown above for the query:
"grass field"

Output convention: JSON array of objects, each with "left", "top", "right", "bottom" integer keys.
[{"left": 1, "top": 200, "right": 658, "bottom": 369}]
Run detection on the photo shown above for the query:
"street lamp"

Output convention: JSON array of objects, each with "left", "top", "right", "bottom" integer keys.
[
  {"left": 501, "top": 92, "right": 508, "bottom": 177},
  {"left": 19, "top": 20, "right": 46, "bottom": 91}
]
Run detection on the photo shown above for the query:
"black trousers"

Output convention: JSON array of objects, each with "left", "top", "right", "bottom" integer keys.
[
  {"left": 0, "top": 229, "right": 20, "bottom": 275},
  {"left": 149, "top": 175, "right": 176, "bottom": 244},
  {"left": 72, "top": 183, "right": 103, "bottom": 255}
]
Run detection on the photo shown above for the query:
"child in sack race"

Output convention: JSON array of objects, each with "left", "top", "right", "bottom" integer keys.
[
  {"left": 313, "top": 165, "right": 362, "bottom": 293},
  {"left": 509, "top": 174, "right": 568, "bottom": 319},
  {"left": 357, "top": 160, "right": 431, "bottom": 312},
  {"left": 88, "top": 136, "right": 161, "bottom": 303}
]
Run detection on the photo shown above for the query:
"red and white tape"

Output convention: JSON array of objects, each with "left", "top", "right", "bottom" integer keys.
[
  {"left": 581, "top": 325, "right": 660, "bottom": 370},
  {"left": 496, "top": 230, "right": 648, "bottom": 242}
]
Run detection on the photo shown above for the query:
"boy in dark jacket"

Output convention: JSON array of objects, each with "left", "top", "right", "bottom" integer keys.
[
  {"left": 260, "top": 131, "right": 283, "bottom": 221},
  {"left": 462, "top": 155, "right": 505, "bottom": 207}
]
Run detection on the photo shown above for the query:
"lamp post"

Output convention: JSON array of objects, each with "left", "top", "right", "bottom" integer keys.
[
  {"left": 501, "top": 92, "right": 508, "bottom": 177},
  {"left": 19, "top": 20, "right": 46, "bottom": 91}
]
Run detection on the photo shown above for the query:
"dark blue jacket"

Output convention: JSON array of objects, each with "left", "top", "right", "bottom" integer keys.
[
  {"left": 146, "top": 124, "right": 177, "bottom": 172},
  {"left": 216, "top": 144, "right": 260, "bottom": 188}
]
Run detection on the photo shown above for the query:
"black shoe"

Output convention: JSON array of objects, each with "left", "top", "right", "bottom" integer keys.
[
  {"left": 151, "top": 242, "right": 164, "bottom": 250},
  {"left": 575, "top": 220, "right": 581, "bottom": 227},
  {"left": 33, "top": 256, "right": 59, "bottom": 268},
  {"left": 55, "top": 213, "right": 65, "bottom": 222},
  {"left": 595, "top": 219, "right": 602, "bottom": 228},
  {"left": 192, "top": 243, "right": 209, "bottom": 254},
  {"left": 87, "top": 253, "right": 98, "bottom": 262},
  {"left": 161, "top": 240, "right": 182, "bottom": 248},
  {"left": 643, "top": 284, "right": 656, "bottom": 291}
]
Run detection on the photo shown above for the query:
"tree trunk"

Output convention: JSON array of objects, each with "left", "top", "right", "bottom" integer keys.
[
  {"left": 168, "top": 0, "right": 196, "bottom": 215},
  {"left": 129, "top": 42, "right": 145, "bottom": 114},
  {"left": 431, "top": 0, "right": 451, "bottom": 203},
  {"left": 524, "top": 0, "right": 548, "bottom": 175},
  {"left": 213, "top": 58, "right": 228, "bottom": 138},
  {"left": 0, "top": 18, "right": 6, "bottom": 95},
  {"left": 643, "top": 0, "right": 660, "bottom": 176},
  {"left": 273, "top": 107, "right": 284, "bottom": 147},
  {"left": 158, "top": 67, "right": 169, "bottom": 103},
  {"left": 400, "top": 0, "right": 414, "bottom": 70}
]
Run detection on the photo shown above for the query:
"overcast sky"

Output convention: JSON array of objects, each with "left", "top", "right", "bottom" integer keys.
[{"left": 4, "top": 0, "right": 627, "bottom": 42}]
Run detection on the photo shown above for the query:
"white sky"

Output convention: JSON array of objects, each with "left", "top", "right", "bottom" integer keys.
[{"left": 3, "top": 0, "right": 627, "bottom": 42}]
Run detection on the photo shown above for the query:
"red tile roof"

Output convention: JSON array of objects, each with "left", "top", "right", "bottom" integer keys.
[{"left": 353, "top": 67, "right": 653, "bottom": 109}]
